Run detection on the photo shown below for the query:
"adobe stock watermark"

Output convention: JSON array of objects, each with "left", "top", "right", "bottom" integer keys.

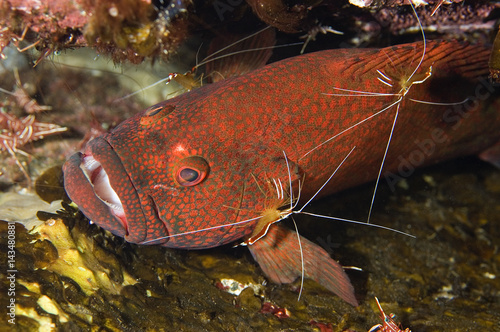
[
  {"left": 384, "top": 77, "right": 496, "bottom": 192},
  {"left": 6, "top": 221, "right": 17, "bottom": 324},
  {"left": 213, "top": 0, "right": 244, "bottom": 21},
  {"left": 316, "top": 234, "right": 341, "bottom": 255}
]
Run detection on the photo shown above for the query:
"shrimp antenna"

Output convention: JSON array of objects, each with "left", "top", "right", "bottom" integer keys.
[
  {"left": 406, "top": 0, "right": 427, "bottom": 84},
  {"left": 297, "top": 147, "right": 415, "bottom": 238},
  {"left": 366, "top": 0, "right": 426, "bottom": 224},
  {"left": 140, "top": 215, "right": 263, "bottom": 245},
  {"left": 292, "top": 216, "right": 305, "bottom": 301},
  {"left": 200, "top": 26, "right": 272, "bottom": 64}
]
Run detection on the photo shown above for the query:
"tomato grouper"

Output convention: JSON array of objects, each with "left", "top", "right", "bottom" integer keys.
[{"left": 63, "top": 40, "right": 500, "bottom": 306}]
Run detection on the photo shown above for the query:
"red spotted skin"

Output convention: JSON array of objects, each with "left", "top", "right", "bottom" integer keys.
[
  {"left": 63, "top": 41, "right": 499, "bottom": 304},
  {"left": 64, "top": 40, "right": 500, "bottom": 246}
]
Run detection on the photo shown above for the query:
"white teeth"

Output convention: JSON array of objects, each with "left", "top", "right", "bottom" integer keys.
[
  {"left": 80, "top": 155, "right": 125, "bottom": 218},
  {"left": 106, "top": 202, "right": 125, "bottom": 219},
  {"left": 81, "top": 154, "right": 100, "bottom": 173}
]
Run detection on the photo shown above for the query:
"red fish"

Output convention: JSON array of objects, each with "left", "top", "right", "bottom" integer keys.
[{"left": 62, "top": 40, "right": 500, "bottom": 307}]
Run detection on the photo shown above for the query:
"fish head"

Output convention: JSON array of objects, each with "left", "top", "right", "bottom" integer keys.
[{"left": 63, "top": 87, "right": 301, "bottom": 249}]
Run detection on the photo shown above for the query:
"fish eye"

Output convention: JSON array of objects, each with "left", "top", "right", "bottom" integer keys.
[{"left": 174, "top": 156, "right": 209, "bottom": 186}]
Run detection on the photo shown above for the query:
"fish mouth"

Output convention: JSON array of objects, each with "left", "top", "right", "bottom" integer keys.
[
  {"left": 63, "top": 137, "right": 166, "bottom": 244},
  {"left": 79, "top": 153, "right": 128, "bottom": 229}
]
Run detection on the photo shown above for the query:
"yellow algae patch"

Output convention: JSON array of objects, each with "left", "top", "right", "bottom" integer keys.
[
  {"left": 15, "top": 305, "right": 55, "bottom": 332},
  {"left": 17, "top": 279, "right": 41, "bottom": 293},
  {"left": 0, "top": 192, "right": 61, "bottom": 230},
  {"left": 30, "top": 217, "right": 137, "bottom": 296},
  {"left": 37, "top": 295, "right": 69, "bottom": 323}
]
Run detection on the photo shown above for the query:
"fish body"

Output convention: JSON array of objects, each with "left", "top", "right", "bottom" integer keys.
[{"left": 63, "top": 41, "right": 500, "bottom": 306}]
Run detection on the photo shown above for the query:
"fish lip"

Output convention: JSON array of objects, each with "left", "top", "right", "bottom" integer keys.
[{"left": 64, "top": 137, "right": 150, "bottom": 243}]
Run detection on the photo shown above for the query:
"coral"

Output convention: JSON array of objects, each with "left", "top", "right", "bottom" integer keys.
[
  {"left": 1, "top": 0, "right": 497, "bottom": 64},
  {"left": 0, "top": 0, "right": 194, "bottom": 63},
  {"left": 0, "top": 0, "right": 87, "bottom": 59},
  {"left": 373, "top": 0, "right": 497, "bottom": 36}
]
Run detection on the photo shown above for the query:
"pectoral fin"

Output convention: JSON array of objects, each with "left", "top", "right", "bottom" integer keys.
[{"left": 247, "top": 224, "right": 358, "bottom": 306}]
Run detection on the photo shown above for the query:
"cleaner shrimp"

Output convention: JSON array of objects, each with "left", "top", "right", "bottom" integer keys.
[
  {"left": 128, "top": 1, "right": 459, "bottom": 301},
  {"left": 140, "top": 144, "right": 415, "bottom": 305},
  {"left": 135, "top": 3, "right": 434, "bottom": 244},
  {"left": 117, "top": 25, "right": 302, "bottom": 101},
  {"left": 136, "top": 1, "right": 491, "bottom": 306},
  {"left": 301, "top": 0, "right": 471, "bottom": 225}
]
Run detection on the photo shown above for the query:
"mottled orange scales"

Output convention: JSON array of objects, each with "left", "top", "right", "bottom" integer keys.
[{"left": 63, "top": 41, "right": 500, "bottom": 305}]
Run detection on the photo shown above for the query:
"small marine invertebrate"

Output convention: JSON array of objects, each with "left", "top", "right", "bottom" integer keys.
[
  {"left": 3, "top": 69, "right": 53, "bottom": 114},
  {"left": 300, "top": 23, "right": 343, "bottom": 54},
  {"left": 259, "top": 301, "right": 291, "bottom": 319},
  {"left": 369, "top": 297, "right": 411, "bottom": 332},
  {"left": 0, "top": 111, "right": 66, "bottom": 186}
]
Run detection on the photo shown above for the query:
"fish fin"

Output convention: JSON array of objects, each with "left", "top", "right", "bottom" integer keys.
[
  {"left": 479, "top": 139, "right": 500, "bottom": 168},
  {"left": 349, "top": 41, "right": 490, "bottom": 83},
  {"left": 205, "top": 27, "right": 276, "bottom": 83},
  {"left": 247, "top": 224, "right": 358, "bottom": 306}
]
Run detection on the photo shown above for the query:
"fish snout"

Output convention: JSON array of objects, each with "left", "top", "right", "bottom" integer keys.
[{"left": 63, "top": 137, "right": 170, "bottom": 245}]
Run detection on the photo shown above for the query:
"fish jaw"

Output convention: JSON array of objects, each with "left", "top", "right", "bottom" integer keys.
[{"left": 63, "top": 137, "right": 169, "bottom": 245}]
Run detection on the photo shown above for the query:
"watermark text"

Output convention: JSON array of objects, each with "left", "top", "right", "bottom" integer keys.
[{"left": 6, "top": 221, "right": 17, "bottom": 324}]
